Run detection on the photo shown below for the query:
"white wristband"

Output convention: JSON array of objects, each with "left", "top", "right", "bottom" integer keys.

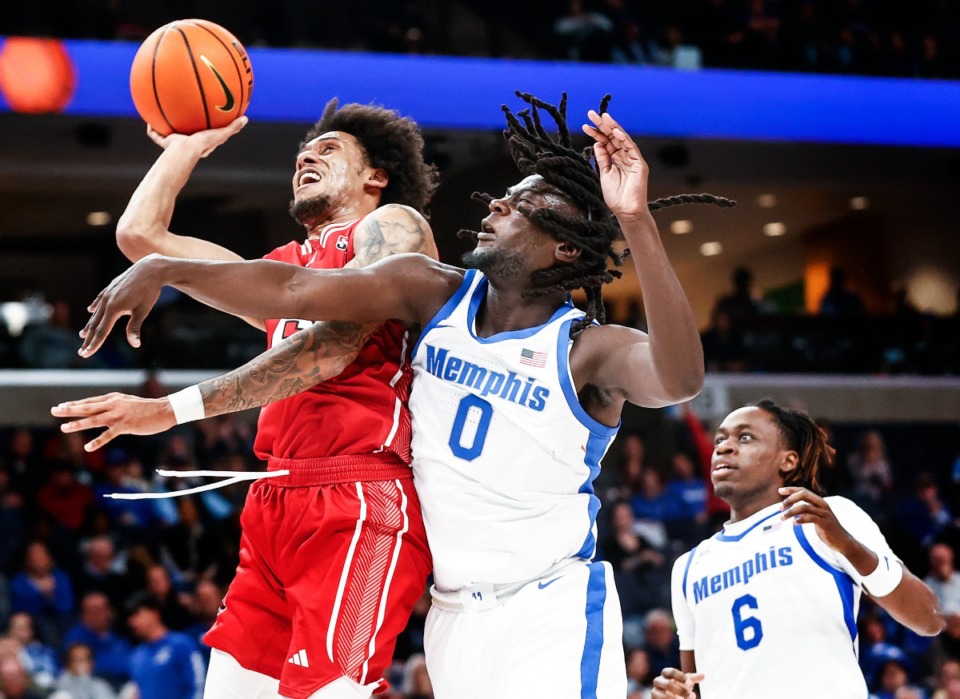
[
  {"left": 167, "top": 386, "right": 205, "bottom": 425},
  {"left": 861, "top": 555, "right": 903, "bottom": 597}
]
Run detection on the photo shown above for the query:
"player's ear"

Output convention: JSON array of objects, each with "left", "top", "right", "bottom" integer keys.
[
  {"left": 366, "top": 167, "right": 388, "bottom": 191},
  {"left": 555, "top": 241, "right": 581, "bottom": 264},
  {"left": 779, "top": 450, "right": 800, "bottom": 475}
]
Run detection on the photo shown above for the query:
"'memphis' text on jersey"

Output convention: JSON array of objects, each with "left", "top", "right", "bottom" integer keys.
[
  {"left": 423, "top": 344, "right": 550, "bottom": 411},
  {"left": 692, "top": 546, "right": 794, "bottom": 604}
]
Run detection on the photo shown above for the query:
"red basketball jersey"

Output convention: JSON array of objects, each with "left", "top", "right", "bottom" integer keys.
[{"left": 255, "top": 219, "right": 413, "bottom": 463}]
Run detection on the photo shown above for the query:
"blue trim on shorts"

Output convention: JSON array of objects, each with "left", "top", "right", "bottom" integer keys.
[
  {"left": 793, "top": 525, "right": 858, "bottom": 645},
  {"left": 580, "top": 562, "right": 607, "bottom": 698}
]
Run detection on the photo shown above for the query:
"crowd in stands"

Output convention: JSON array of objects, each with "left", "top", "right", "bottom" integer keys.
[
  {"left": 697, "top": 267, "right": 960, "bottom": 375},
  {"left": 0, "top": 385, "right": 958, "bottom": 698},
  {"left": 2, "top": 0, "right": 959, "bottom": 78},
  {"left": 2, "top": 265, "right": 958, "bottom": 375}
]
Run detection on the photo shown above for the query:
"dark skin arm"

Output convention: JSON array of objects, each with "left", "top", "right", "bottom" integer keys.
[
  {"left": 77, "top": 252, "right": 460, "bottom": 358},
  {"left": 573, "top": 111, "right": 705, "bottom": 427},
  {"left": 781, "top": 486, "right": 945, "bottom": 636}
]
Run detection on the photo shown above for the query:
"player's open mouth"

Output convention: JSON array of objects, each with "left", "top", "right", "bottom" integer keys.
[
  {"left": 712, "top": 462, "right": 736, "bottom": 473},
  {"left": 296, "top": 170, "right": 322, "bottom": 188}
]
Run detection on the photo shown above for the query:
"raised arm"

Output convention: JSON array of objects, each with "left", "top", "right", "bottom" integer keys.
[
  {"left": 578, "top": 111, "right": 705, "bottom": 411},
  {"left": 116, "top": 120, "right": 249, "bottom": 264},
  {"left": 115, "top": 119, "right": 265, "bottom": 329}
]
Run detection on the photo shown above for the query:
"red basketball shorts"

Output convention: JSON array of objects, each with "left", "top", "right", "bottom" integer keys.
[{"left": 203, "top": 455, "right": 432, "bottom": 699}]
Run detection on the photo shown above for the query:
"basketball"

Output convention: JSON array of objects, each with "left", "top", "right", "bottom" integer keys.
[{"left": 129, "top": 19, "right": 253, "bottom": 136}]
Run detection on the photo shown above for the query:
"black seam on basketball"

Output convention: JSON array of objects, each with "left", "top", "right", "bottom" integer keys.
[
  {"left": 175, "top": 26, "right": 211, "bottom": 130},
  {"left": 151, "top": 28, "right": 175, "bottom": 133},
  {"left": 188, "top": 20, "right": 244, "bottom": 114}
]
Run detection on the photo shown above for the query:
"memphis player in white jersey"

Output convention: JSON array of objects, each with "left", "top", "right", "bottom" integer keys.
[
  {"left": 70, "top": 92, "right": 735, "bottom": 698},
  {"left": 654, "top": 400, "right": 944, "bottom": 699}
]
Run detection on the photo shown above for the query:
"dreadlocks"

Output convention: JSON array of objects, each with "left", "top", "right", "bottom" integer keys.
[
  {"left": 751, "top": 399, "right": 835, "bottom": 494},
  {"left": 460, "top": 91, "right": 734, "bottom": 332},
  {"left": 301, "top": 98, "right": 439, "bottom": 212}
]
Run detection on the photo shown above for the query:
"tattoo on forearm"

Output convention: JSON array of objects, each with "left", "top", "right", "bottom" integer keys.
[{"left": 199, "top": 320, "right": 376, "bottom": 415}]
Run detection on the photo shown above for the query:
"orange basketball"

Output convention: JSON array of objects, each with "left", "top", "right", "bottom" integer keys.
[{"left": 130, "top": 19, "right": 253, "bottom": 136}]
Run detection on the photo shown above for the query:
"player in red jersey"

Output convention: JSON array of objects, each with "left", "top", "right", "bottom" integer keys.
[{"left": 54, "top": 102, "right": 438, "bottom": 699}]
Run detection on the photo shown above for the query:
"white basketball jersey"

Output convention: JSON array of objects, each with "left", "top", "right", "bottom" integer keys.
[
  {"left": 409, "top": 270, "right": 619, "bottom": 592},
  {"left": 671, "top": 497, "right": 898, "bottom": 699}
]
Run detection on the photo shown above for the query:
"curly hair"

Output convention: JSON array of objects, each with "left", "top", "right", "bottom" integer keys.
[
  {"left": 460, "top": 91, "right": 734, "bottom": 332},
  {"left": 751, "top": 399, "right": 835, "bottom": 494},
  {"left": 302, "top": 98, "right": 439, "bottom": 212}
]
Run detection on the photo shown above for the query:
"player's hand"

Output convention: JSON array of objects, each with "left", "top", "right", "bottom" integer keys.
[
  {"left": 780, "top": 486, "right": 856, "bottom": 552},
  {"left": 581, "top": 110, "right": 650, "bottom": 223},
  {"left": 51, "top": 393, "right": 176, "bottom": 451},
  {"left": 652, "top": 668, "right": 704, "bottom": 698},
  {"left": 78, "top": 254, "right": 169, "bottom": 357},
  {"left": 147, "top": 116, "right": 248, "bottom": 158}
]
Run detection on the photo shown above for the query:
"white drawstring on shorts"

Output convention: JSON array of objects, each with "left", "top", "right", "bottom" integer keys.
[{"left": 103, "top": 469, "right": 290, "bottom": 500}]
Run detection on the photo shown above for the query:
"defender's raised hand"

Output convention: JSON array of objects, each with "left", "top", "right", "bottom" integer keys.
[
  {"left": 582, "top": 110, "right": 650, "bottom": 222},
  {"left": 78, "top": 254, "right": 169, "bottom": 357}
]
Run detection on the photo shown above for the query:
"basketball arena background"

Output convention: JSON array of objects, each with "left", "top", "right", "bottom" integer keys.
[{"left": 0, "top": 2, "right": 959, "bottom": 697}]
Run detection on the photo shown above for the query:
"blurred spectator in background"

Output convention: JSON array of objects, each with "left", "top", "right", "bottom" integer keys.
[
  {"left": 126, "top": 593, "right": 204, "bottom": 699},
  {"left": 847, "top": 429, "right": 893, "bottom": 520},
  {"left": 37, "top": 461, "right": 94, "bottom": 533},
  {"left": 400, "top": 653, "right": 433, "bottom": 699},
  {"left": 6, "top": 612, "right": 58, "bottom": 691},
  {"left": 931, "top": 659, "right": 960, "bottom": 699},
  {"left": 182, "top": 580, "right": 222, "bottom": 663},
  {"left": 75, "top": 537, "right": 135, "bottom": 610},
  {"left": 0, "top": 651, "right": 47, "bottom": 699},
  {"left": 929, "top": 613, "right": 960, "bottom": 685},
  {"left": 554, "top": 0, "right": 615, "bottom": 61},
  {"left": 51, "top": 642, "right": 117, "bottom": 699},
  {"left": 18, "top": 301, "right": 89, "bottom": 370},
  {"left": 0, "top": 468, "right": 27, "bottom": 571},
  {"left": 701, "top": 308, "right": 749, "bottom": 372},
  {"left": 625, "top": 646, "right": 653, "bottom": 698},
  {"left": 9, "top": 542, "right": 74, "bottom": 648},
  {"left": 61, "top": 592, "right": 131, "bottom": 690},
  {"left": 641, "top": 608, "right": 680, "bottom": 678},
  {"left": 819, "top": 266, "right": 866, "bottom": 317},
  {"left": 897, "top": 474, "right": 953, "bottom": 551},
  {"left": 4, "top": 428, "right": 43, "bottom": 498},
  {"left": 143, "top": 565, "right": 191, "bottom": 631},
  {"left": 712, "top": 266, "right": 766, "bottom": 334}
]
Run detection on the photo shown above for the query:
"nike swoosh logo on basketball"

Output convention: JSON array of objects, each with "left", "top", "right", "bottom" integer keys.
[
  {"left": 199, "top": 55, "right": 236, "bottom": 112},
  {"left": 538, "top": 577, "right": 561, "bottom": 589}
]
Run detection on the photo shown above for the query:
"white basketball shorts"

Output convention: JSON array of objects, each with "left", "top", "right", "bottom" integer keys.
[{"left": 424, "top": 560, "right": 626, "bottom": 699}]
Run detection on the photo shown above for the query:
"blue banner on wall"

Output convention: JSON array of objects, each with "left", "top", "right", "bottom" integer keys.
[{"left": 2, "top": 37, "right": 959, "bottom": 147}]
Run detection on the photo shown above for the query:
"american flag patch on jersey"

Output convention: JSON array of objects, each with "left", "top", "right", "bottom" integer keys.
[{"left": 520, "top": 348, "right": 548, "bottom": 367}]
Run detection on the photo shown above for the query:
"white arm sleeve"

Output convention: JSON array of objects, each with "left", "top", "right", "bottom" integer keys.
[{"left": 671, "top": 551, "right": 696, "bottom": 650}]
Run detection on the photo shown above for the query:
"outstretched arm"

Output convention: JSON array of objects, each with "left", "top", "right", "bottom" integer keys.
[
  {"left": 78, "top": 252, "right": 445, "bottom": 357},
  {"left": 53, "top": 319, "right": 373, "bottom": 450},
  {"left": 580, "top": 111, "right": 705, "bottom": 409}
]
